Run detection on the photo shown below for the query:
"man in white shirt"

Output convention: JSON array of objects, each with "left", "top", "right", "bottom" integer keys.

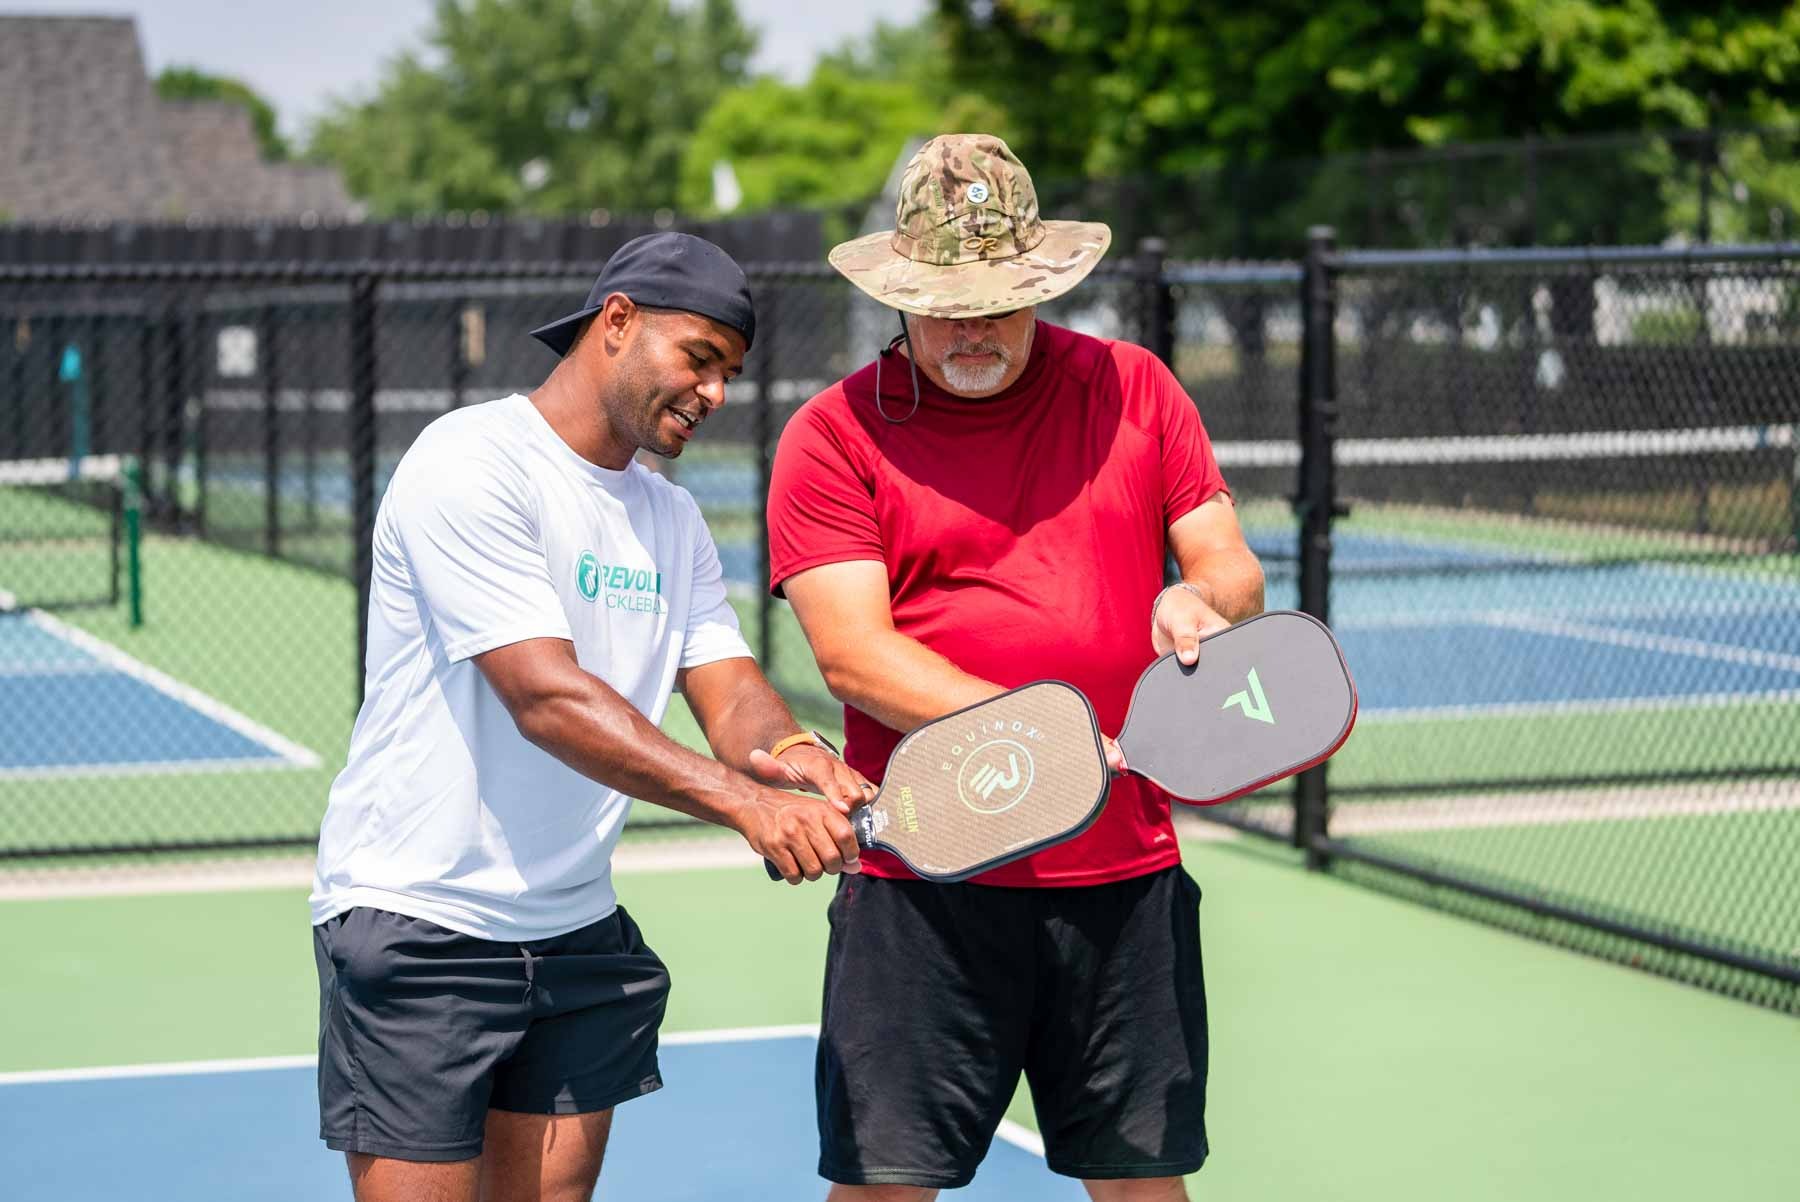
[{"left": 310, "top": 232, "right": 867, "bottom": 1202}]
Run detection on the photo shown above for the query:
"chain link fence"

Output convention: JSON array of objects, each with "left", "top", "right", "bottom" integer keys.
[
  {"left": 1304, "top": 239, "right": 1800, "bottom": 1011},
  {"left": 3, "top": 242, "right": 1796, "bottom": 1012}
]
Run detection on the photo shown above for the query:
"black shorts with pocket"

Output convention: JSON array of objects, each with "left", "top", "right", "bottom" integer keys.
[
  {"left": 816, "top": 864, "right": 1209, "bottom": 1188},
  {"left": 313, "top": 904, "right": 670, "bottom": 1162}
]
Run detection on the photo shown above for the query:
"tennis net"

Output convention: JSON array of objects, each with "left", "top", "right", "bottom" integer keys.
[{"left": 0, "top": 455, "right": 125, "bottom": 613}]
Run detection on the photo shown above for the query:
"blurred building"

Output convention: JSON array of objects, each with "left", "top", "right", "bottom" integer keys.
[{"left": 0, "top": 15, "right": 356, "bottom": 223}]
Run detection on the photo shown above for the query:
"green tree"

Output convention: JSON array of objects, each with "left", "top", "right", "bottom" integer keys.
[
  {"left": 935, "top": 1, "right": 1800, "bottom": 174},
  {"left": 308, "top": 0, "right": 756, "bottom": 216},
  {"left": 680, "top": 15, "right": 1012, "bottom": 224},
  {"left": 678, "top": 67, "right": 938, "bottom": 217},
  {"left": 155, "top": 67, "right": 290, "bottom": 161}
]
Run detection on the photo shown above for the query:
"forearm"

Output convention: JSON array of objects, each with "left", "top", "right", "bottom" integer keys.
[
  {"left": 819, "top": 629, "right": 1001, "bottom": 734},
  {"left": 1177, "top": 546, "right": 1266, "bottom": 623},
  {"left": 689, "top": 670, "right": 806, "bottom": 774},
  {"left": 513, "top": 677, "right": 761, "bottom": 830}
]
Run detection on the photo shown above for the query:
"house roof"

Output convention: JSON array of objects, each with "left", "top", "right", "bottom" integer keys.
[{"left": 0, "top": 15, "right": 357, "bottom": 222}]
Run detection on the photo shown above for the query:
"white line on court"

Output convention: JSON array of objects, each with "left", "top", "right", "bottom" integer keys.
[
  {"left": 0, "top": 1024, "right": 1054, "bottom": 1159},
  {"left": 0, "top": 1029, "right": 822, "bottom": 1088},
  {"left": 1479, "top": 611, "right": 1800, "bottom": 674},
  {"left": 1329, "top": 782, "right": 1800, "bottom": 837},
  {"left": 1334, "top": 596, "right": 1800, "bottom": 632},
  {"left": 1360, "top": 687, "right": 1800, "bottom": 724},
  {"left": 0, "top": 1054, "right": 317, "bottom": 1087},
  {"left": 16, "top": 608, "right": 321, "bottom": 770},
  {"left": 0, "top": 836, "right": 759, "bottom": 900},
  {"left": 0, "top": 755, "right": 324, "bottom": 782}
]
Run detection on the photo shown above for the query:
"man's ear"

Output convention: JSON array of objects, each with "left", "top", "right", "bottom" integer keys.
[{"left": 597, "top": 292, "right": 638, "bottom": 352}]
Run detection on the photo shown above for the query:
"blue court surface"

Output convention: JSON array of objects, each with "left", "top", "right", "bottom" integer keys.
[
  {"left": 0, "top": 611, "right": 316, "bottom": 777},
  {"left": 1251, "top": 528, "right": 1800, "bottom": 722},
  {"left": 0, "top": 1031, "right": 1081, "bottom": 1201}
]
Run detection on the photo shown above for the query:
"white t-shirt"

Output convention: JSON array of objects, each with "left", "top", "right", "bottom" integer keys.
[{"left": 309, "top": 394, "right": 752, "bottom": 940}]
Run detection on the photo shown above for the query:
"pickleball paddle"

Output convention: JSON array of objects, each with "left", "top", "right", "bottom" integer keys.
[
  {"left": 765, "top": 681, "right": 1112, "bottom": 883},
  {"left": 764, "top": 610, "right": 1356, "bottom": 882}
]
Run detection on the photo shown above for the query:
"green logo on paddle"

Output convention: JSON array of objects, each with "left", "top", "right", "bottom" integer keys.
[{"left": 1221, "top": 668, "right": 1275, "bottom": 725}]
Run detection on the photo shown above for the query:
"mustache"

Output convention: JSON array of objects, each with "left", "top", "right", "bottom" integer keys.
[{"left": 941, "top": 339, "right": 1009, "bottom": 361}]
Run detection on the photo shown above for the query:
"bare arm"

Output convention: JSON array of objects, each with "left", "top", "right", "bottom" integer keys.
[
  {"left": 1153, "top": 492, "right": 1267, "bottom": 663},
  {"left": 677, "top": 654, "right": 871, "bottom": 815},
  {"left": 782, "top": 560, "right": 1000, "bottom": 735},
  {"left": 474, "top": 637, "right": 859, "bottom": 881}
]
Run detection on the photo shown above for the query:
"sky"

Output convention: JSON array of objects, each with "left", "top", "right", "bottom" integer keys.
[{"left": 1, "top": 0, "right": 929, "bottom": 140}]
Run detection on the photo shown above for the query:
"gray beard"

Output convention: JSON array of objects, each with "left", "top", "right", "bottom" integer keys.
[{"left": 938, "top": 349, "right": 1012, "bottom": 395}]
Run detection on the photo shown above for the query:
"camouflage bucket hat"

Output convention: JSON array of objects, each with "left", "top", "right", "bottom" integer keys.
[{"left": 829, "top": 133, "right": 1112, "bottom": 318}]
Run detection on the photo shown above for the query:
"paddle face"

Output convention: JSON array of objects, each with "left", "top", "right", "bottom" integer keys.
[
  {"left": 1118, "top": 610, "right": 1357, "bottom": 803},
  {"left": 855, "top": 680, "right": 1111, "bottom": 881}
]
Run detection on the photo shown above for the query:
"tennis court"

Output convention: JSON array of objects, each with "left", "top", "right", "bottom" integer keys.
[
  {"left": 0, "top": 1031, "right": 1073, "bottom": 1202},
  {"left": 0, "top": 606, "right": 317, "bottom": 778},
  {"left": 3, "top": 843, "right": 1796, "bottom": 1202}
]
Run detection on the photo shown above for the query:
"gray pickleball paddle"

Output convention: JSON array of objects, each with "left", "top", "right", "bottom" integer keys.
[
  {"left": 764, "top": 681, "right": 1113, "bottom": 883},
  {"left": 1116, "top": 610, "right": 1357, "bottom": 803}
]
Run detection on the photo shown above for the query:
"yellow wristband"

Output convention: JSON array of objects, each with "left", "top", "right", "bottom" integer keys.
[{"left": 770, "top": 732, "right": 825, "bottom": 759}]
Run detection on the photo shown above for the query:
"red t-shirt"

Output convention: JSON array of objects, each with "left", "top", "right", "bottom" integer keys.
[{"left": 766, "top": 321, "right": 1229, "bottom": 886}]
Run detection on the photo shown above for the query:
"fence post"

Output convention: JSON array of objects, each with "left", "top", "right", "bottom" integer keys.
[
  {"left": 350, "top": 273, "right": 379, "bottom": 706},
  {"left": 754, "top": 285, "right": 777, "bottom": 669},
  {"left": 261, "top": 304, "right": 281, "bottom": 559},
  {"left": 449, "top": 295, "right": 468, "bottom": 411},
  {"left": 1135, "top": 237, "right": 1175, "bottom": 367},
  {"left": 1295, "top": 226, "right": 1339, "bottom": 870}
]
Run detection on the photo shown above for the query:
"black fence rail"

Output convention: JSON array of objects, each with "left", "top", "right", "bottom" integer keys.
[{"left": 2, "top": 243, "right": 1795, "bottom": 1014}]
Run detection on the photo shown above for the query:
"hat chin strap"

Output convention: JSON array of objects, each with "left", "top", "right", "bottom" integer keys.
[{"left": 874, "top": 310, "right": 924, "bottom": 425}]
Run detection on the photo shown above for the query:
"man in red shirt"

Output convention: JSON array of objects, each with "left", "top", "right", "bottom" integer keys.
[{"left": 767, "top": 134, "right": 1265, "bottom": 1200}]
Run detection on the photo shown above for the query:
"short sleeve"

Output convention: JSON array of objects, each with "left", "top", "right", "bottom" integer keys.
[
  {"left": 766, "top": 397, "right": 885, "bottom": 596},
  {"left": 681, "top": 503, "right": 754, "bottom": 670},
  {"left": 392, "top": 454, "right": 573, "bottom": 663},
  {"left": 1152, "top": 359, "right": 1230, "bottom": 525}
]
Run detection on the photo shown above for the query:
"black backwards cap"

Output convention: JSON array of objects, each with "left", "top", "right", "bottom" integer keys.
[{"left": 529, "top": 232, "right": 756, "bottom": 356}]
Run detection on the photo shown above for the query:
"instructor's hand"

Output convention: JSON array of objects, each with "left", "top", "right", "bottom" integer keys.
[
  {"left": 739, "top": 785, "right": 862, "bottom": 885},
  {"left": 748, "top": 745, "right": 873, "bottom": 816},
  {"left": 1152, "top": 583, "right": 1232, "bottom": 667}
]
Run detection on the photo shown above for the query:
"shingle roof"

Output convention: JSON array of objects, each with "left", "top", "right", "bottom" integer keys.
[{"left": 0, "top": 15, "right": 357, "bottom": 222}]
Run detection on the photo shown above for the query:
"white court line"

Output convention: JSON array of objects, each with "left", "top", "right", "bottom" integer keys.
[
  {"left": 1335, "top": 596, "right": 1800, "bottom": 631},
  {"left": 1361, "top": 687, "right": 1800, "bottom": 724},
  {"left": 0, "top": 1054, "right": 316, "bottom": 1087},
  {"left": 12, "top": 609, "right": 320, "bottom": 770},
  {"left": 1479, "top": 612, "right": 1800, "bottom": 674},
  {"left": 0, "top": 1028, "right": 821, "bottom": 1088},
  {"left": 0, "top": 835, "right": 761, "bottom": 901},
  {"left": 0, "top": 1023, "right": 1052, "bottom": 1158},
  {"left": 0, "top": 755, "right": 324, "bottom": 782},
  {"left": 1331, "top": 782, "right": 1800, "bottom": 837},
  {"left": 1214, "top": 422, "right": 1797, "bottom": 467}
]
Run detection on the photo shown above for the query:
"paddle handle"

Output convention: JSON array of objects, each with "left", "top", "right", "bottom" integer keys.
[{"left": 763, "top": 802, "right": 876, "bottom": 881}]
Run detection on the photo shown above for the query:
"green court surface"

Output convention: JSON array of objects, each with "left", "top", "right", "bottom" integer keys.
[
  {"left": 1, "top": 522, "right": 833, "bottom": 855},
  {"left": 2, "top": 837, "right": 1795, "bottom": 1201}
]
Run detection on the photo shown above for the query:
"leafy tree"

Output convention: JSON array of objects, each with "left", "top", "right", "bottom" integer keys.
[
  {"left": 155, "top": 67, "right": 290, "bottom": 161},
  {"left": 678, "top": 68, "right": 938, "bottom": 217},
  {"left": 680, "top": 15, "right": 1013, "bottom": 224},
  {"left": 935, "top": 0, "right": 1800, "bottom": 176},
  {"left": 932, "top": 1, "right": 1800, "bottom": 252},
  {"left": 308, "top": 0, "right": 756, "bottom": 216}
]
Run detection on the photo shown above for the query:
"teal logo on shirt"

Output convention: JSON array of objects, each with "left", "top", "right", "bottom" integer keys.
[
  {"left": 575, "top": 551, "right": 666, "bottom": 612},
  {"left": 576, "top": 552, "right": 601, "bottom": 601}
]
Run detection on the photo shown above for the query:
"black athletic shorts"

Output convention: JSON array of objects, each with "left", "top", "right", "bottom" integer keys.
[
  {"left": 313, "top": 905, "right": 670, "bottom": 1162},
  {"left": 816, "top": 865, "right": 1208, "bottom": 1187}
]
